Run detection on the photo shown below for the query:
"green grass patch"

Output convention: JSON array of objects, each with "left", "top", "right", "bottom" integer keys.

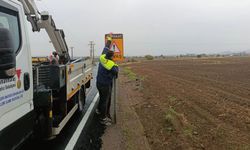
[
  {"left": 123, "top": 67, "right": 137, "bottom": 80},
  {"left": 165, "top": 107, "right": 179, "bottom": 132},
  {"left": 165, "top": 107, "right": 178, "bottom": 122},
  {"left": 183, "top": 126, "right": 193, "bottom": 138},
  {"left": 123, "top": 67, "right": 145, "bottom": 81},
  {"left": 168, "top": 96, "right": 177, "bottom": 102},
  {"left": 165, "top": 107, "right": 196, "bottom": 138},
  {"left": 167, "top": 107, "right": 178, "bottom": 116}
]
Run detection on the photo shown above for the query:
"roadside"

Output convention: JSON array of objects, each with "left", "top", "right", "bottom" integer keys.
[{"left": 101, "top": 70, "right": 151, "bottom": 150}]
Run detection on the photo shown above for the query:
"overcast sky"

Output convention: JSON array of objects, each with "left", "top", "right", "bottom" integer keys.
[{"left": 28, "top": 0, "right": 250, "bottom": 56}]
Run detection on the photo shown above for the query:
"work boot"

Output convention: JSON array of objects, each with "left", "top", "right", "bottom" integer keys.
[
  {"left": 107, "top": 114, "right": 112, "bottom": 122},
  {"left": 100, "top": 117, "right": 112, "bottom": 126},
  {"left": 95, "top": 109, "right": 101, "bottom": 115}
]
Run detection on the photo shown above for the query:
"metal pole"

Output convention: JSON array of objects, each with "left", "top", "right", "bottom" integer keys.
[
  {"left": 70, "top": 46, "right": 74, "bottom": 59},
  {"left": 112, "top": 78, "right": 117, "bottom": 124},
  {"left": 89, "top": 41, "right": 95, "bottom": 64},
  {"left": 92, "top": 44, "right": 95, "bottom": 64},
  {"left": 90, "top": 46, "right": 92, "bottom": 58}
]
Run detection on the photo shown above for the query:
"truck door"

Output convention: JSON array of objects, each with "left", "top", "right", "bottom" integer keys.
[{"left": 0, "top": 0, "right": 33, "bottom": 133}]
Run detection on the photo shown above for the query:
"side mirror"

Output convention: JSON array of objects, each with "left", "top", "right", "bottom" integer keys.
[{"left": 0, "top": 28, "right": 16, "bottom": 79}]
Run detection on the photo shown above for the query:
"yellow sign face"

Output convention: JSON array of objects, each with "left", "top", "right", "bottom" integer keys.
[{"left": 105, "top": 34, "right": 124, "bottom": 61}]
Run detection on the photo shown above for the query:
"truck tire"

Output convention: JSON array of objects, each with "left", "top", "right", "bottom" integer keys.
[{"left": 78, "top": 86, "right": 86, "bottom": 112}]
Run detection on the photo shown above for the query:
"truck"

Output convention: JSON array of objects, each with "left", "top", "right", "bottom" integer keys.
[{"left": 0, "top": 0, "right": 93, "bottom": 149}]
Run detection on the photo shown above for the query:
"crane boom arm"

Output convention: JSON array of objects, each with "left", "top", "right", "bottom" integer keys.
[{"left": 18, "top": 0, "right": 70, "bottom": 64}]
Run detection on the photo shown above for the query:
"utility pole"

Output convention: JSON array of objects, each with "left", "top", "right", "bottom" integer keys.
[
  {"left": 89, "top": 41, "right": 95, "bottom": 64},
  {"left": 70, "top": 46, "right": 74, "bottom": 59}
]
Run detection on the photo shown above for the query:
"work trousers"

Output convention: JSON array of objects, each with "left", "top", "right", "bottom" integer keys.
[{"left": 97, "top": 83, "right": 112, "bottom": 118}]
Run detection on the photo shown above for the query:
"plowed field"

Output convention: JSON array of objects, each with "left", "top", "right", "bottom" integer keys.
[{"left": 124, "top": 57, "right": 250, "bottom": 150}]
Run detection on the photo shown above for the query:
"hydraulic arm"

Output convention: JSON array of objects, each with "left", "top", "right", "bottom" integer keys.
[{"left": 18, "top": 0, "right": 70, "bottom": 64}]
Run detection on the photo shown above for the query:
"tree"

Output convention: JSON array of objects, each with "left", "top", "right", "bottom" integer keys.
[{"left": 145, "top": 55, "right": 154, "bottom": 60}]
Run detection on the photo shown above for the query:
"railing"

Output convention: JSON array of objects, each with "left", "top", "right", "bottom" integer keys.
[{"left": 111, "top": 78, "right": 118, "bottom": 124}]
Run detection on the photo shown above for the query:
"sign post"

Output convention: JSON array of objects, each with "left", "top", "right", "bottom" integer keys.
[{"left": 112, "top": 78, "right": 117, "bottom": 124}]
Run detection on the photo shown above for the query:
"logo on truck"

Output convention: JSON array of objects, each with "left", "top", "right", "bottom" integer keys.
[
  {"left": 16, "top": 69, "right": 22, "bottom": 89},
  {"left": 0, "top": 69, "right": 24, "bottom": 107}
]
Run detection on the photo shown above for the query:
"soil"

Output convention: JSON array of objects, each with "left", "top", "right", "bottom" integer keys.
[{"left": 102, "top": 57, "right": 250, "bottom": 150}]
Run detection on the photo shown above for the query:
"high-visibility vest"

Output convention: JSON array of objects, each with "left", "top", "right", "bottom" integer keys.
[{"left": 99, "top": 54, "right": 118, "bottom": 70}]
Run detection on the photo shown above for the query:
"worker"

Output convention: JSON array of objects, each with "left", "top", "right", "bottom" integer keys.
[
  {"left": 49, "top": 51, "right": 59, "bottom": 64},
  {"left": 96, "top": 34, "right": 119, "bottom": 126}
]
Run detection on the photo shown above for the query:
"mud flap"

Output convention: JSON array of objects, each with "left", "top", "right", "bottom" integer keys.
[
  {"left": 78, "top": 86, "right": 86, "bottom": 112},
  {"left": 33, "top": 90, "right": 53, "bottom": 139}
]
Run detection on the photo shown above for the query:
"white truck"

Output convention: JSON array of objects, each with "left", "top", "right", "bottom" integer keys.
[{"left": 0, "top": 0, "right": 93, "bottom": 149}]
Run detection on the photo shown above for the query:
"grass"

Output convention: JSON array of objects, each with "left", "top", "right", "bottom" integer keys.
[
  {"left": 168, "top": 96, "right": 177, "bottom": 102},
  {"left": 123, "top": 66, "right": 146, "bottom": 82},
  {"left": 183, "top": 126, "right": 193, "bottom": 138},
  {"left": 123, "top": 67, "right": 137, "bottom": 80},
  {"left": 167, "top": 107, "right": 178, "bottom": 116},
  {"left": 165, "top": 107, "right": 179, "bottom": 132},
  {"left": 165, "top": 107, "right": 196, "bottom": 138},
  {"left": 165, "top": 107, "right": 178, "bottom": 123}
]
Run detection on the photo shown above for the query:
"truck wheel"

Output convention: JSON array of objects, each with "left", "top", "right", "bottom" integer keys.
[{"left": 78, "top": 86, "right": 86, "bottom": 112}]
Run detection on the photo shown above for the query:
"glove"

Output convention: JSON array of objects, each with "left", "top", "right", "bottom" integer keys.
[{"left": 107, "top": 36, "right": 112, "bottom": 41}]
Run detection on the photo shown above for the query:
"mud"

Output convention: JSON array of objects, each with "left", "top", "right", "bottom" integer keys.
[{"left": 124, "top": 57, "right": 250, "bottom": 150}]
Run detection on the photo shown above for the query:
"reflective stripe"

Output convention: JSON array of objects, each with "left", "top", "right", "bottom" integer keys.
[{"left": 100, "top": 54, "right": 118, "bottom": 70}]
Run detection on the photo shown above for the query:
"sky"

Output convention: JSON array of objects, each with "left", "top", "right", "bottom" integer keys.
[{"left": 28, "top": 0, "right": 250, "bottom": 57}]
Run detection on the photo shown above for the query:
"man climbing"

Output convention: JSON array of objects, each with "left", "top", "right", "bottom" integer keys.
[
  {"left": 96, "top": 34, "right": 119, "bottom": 126},
  {"left": 49, "top": 51, "right": 59, "bottom": 64}
]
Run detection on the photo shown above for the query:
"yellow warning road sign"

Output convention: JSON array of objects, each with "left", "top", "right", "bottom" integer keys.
[{"left": 105, "top": 33, "right": 124, "bottom": 61}]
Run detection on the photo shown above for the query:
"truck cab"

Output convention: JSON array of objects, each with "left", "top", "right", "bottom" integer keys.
[
  {"left": 0, "top": 0, "right": 34, "bottom": 149},
  {"left": 0, "top": 0, "right": 93, "bottom": 149}
]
